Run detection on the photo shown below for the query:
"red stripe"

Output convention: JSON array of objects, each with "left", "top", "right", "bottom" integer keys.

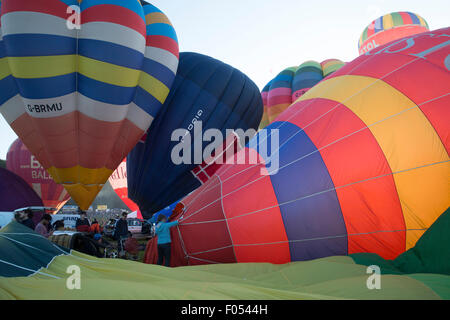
[
  {"left": 268, "top": 95, "right": 292, "bottom": 106},
  {"left": 278, "top": 98, "right": 406, "bottom": 259},
  {"left": 82, "top": 4, "right": 146, "bottom": 37},
  {"left": 147, "top": 35, "right": 179, "bottom": 58},
  {"left": 1, "top": 0, "right": 70, "bottom": 19},
  {"left": 220, "top": 148, "right": 291, "bottom": 263},
  {"left": 399, "top": 12, "right": 413, "bottom": 25}
]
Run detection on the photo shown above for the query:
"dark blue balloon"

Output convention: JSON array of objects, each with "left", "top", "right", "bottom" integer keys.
[{"left": 127, "top": 52, "right": 263, "bottom": 217}]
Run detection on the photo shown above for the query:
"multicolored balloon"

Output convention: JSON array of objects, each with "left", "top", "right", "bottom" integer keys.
[
  {"left": 261, "top": 59, "right": 344, "bottom": 128},
  {"left": 127, "top": 52, "right": 263, "bottom": 216},
  {"left": 359, "top": 11, "right": 429, "bottom": 55},
  {"left": 6, "top": 139, "right": 70, "bottom": 209},
  {"left": 0, "top": 0, "right": 178, "bottom": 209},
  {"left": 170, "top": 28, "right": 450, "bottom": 265},
  {"left": 108, "top": 158, "right": 139, "bottom": 213}
]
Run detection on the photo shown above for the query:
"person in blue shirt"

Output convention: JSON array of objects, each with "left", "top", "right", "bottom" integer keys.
[{"left": 155, "top": 215, "right": 179, "bottom": 267}]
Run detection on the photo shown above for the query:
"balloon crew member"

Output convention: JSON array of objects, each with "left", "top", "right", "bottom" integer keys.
[
  {"left": 21, "top": 209, "right": 35, "bottom": 230},
  {"left": 155, "top": 215, "right": 179, "bottom": 267},
  {"left": 75, "top": 211, "right": 91, "bottom": 232},
  {"left": 35, "top": 214, "right": 54, "bottom": 238},
  {"left": 114, "top": 212, "right": 129, "bottom": 253}
]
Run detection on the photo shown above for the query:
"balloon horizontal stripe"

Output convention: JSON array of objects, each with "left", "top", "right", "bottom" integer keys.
[
  {"left": 146, "top": 35, "right": 179, "bottom": 58},
  {"left": 1, "top": 34, "right": 75, "bottom": 57},
  {"left": 78, "top": 74, "right": 136, "bottom": 105},
  {"left": 145, "top": 46, "right": 179, "bottom": 74},
  {"left": 133, "top": 86, "right": 163, "bottom": 118},
  {"left": 15, "top": 73, "right": 75, "bottom": 99},
  {"left": 79, "top": 38, "right": 144, "bottom": 70},
  {"left": 81, "top": 4, "right": 146, "bottom": 36},
  {"left": 0, "top": 94, "right": 24, "bottom": 124},
  {"left": 146, "top": 23, "right": 178, "bottom": 42},
  {"left": 125, "top": 102, "right": 154, "bottom": 131},
  {"left": 1, "top": 0, "right": 72, "bottom": 20},
  {"left": 6, "top": 55, "right": 75, "bottom": 78},
  {"left": 1, "top": 12, "right": 75, "bottom": 38},
  {"left": 0, "top": 57, "right": 10, "bottom": 79},
  {"left": 81, "top": 0, "right": 145, "bottom": 20},
  {"left": 145, "top": 11, "right": 172, "bottom": 25},
  {"left": 141, "top": 58, "right": 176, "bottom": 88},
  {"left": 138, "top": 72, "right": 170, "bottom": 104},
  {"left": 78, "top": 55, "right": 141, "bottom": 87},
  {"left": 79, "top": 21, "right": 146, "bottom": 53}
]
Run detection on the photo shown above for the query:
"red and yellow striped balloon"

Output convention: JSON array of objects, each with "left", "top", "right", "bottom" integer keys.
[{"left": 170, "top": 28, "right": 449, "bottom": 265}]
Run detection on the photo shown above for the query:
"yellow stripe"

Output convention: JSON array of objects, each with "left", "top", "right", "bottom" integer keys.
[
  {"left": 78, "top": 56, "right": 141, "bottom": 88},
  {"left": 139, "top": 72, "right": 170, "bottom": 103},
  {"left": 6, "top": 55, "right": 76, "bottom": 79},
  {"left": 383, "top": 14, "right": 394, "bottom": 29},
  {"left": 145, "top": 12, "right": 171, "bottom": 25},
  {"left": 298, "top": 75, "right": 449, "bottom": 249},
  {"left": 0, "top": 57, "right": 11, "bottom": 81},
  {"left": 48, "top": 166, "right": 113, "bottom": 210}
]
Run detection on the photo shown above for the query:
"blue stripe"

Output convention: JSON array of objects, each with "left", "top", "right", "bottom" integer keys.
[
  {"left": 147, "top": 23, "right": 178, "bottom": 42},
  {"left": 374, "top": 17, "right": 383, "bottom": 32},
  {"left": 133, "top": 86, "right": 163, "bottom": 118},
  {"left": 81, "top": 0, "right": 145, "bottom": 20},
  {"left": 0, "top": 41, "right": 6, "bottom": 59},
  {"left": 78, "top": 74, "right": 136, "bottom": 105},
  {"left": 79, "top": 39, "right": 144, "bottom": 70},
  {"left": 59, "top": 0, "right": 79, "bottom": 7},
  {"left": 143, "top": 3, "right": 162, "bottom": 15},
  {"left": 0, "top": 75, "right": 18, "bottom": 105},
  {"left": 408, "top": 12, "right": 421, "bottom": 25},
  {"left": 2, "top": 34, "right": 76, "bottom": 57},
  {"left": 142, "top": 58, "right": 175, "bottom": 88},
  {"left": 14, "top": 74, "right": 75, "bottom": 99},
  {"left": 255, "top": 121, "right": 347, "bottom": 261}
]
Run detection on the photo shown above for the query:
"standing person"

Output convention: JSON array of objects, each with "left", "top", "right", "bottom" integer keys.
[
  {"left": 155, "top": 215, "right": 179, "bottom": 267},
  {"left": 35, "top": 214, "right": 53, "bottom": 238},
  {"left": 114, "top": 212, "right": 129, "bottom": 254},
  {"left": 75, "top": 211, "right": 91, "bottom": 232},
  {"left": 21, "top": 209, "right": 35, "bottom": 230}
]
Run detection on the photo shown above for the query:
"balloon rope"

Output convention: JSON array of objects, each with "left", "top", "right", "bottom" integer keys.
[{"left": 185, "top": 227, "right": 429, "bottom": 260}]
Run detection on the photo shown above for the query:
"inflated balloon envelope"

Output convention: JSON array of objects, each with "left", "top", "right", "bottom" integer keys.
[
  {"left": 127, "top": 52, "right": 263, "bottom": 217},
  {"left": 7, "top": 138, "right": 70, "bottom": 210},
  {"left": 0, "top": 0, "right": 179, "bottom": 209},
  {"left": 170, "top": 28, "right": 450, "bottom": 265}
]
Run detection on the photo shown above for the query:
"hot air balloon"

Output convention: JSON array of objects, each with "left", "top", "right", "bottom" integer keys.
[
  {"left": 261, "top": 59, "right": 345, "bottom": 128},
  {"left": 6, "top": 139, "right": 70, "bottom": 210},
  {"left": 127, "top": 52, "right": 263, "bottom": 217},
  {"left": 168, "top": 28, "right": 450, "bottom": 265},
  {"left": 0, "top": 0, "right": 179, "bottom": 210},
  {"left": 358, "top": 11, "right": 429, "bottom": 55},
  {"left": 108, "top": 158, "right": 139, "bottom": 212}
]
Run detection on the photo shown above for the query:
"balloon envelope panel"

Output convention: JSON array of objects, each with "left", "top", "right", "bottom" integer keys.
[
  {"left": 0, "top": 0, "right": 178, "bottom": 209},
  {"left": 6, "top": 139, "right": 70, "bottom": 209},
  {"left": 174, "top": 28, "right": 450, "bottom": 265},
  {"left": 127, "top": 52, "right": 263, "bottom": 217},
  {"left": 108, "top": 158, "right": 139, "bottom": 212}
]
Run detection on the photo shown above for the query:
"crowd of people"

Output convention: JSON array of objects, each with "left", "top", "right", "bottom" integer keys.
[{"left": 13, "top": 208, "right": 180, "bottom": 266}]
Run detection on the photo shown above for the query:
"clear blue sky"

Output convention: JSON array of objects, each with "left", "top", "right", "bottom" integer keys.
[{"left": 0, "top": 0, "right": 448, "bottom": 158}]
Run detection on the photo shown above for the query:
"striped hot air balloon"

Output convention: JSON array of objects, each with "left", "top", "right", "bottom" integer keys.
[
  {"left": 261, "top": 59, "right": 345, "bottom": 128},
  {"left": 169, "top": 28, "right": 449, "bottom": 265},
  {"left": 358, "top": 11, "right": 429, "bottom": 55},
  {"left": 0, "top": 0, "right": 179, "bottom": 209}
]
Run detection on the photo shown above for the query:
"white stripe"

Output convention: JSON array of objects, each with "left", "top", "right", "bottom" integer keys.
[
  {"left": 145, "top": 46, "right": 178, "bottom": 74},
  {"left": 78, "top": 93, "right": 132, "bottom": 122},
  {"left": 0, "top": 95, "right": 26, "bottom": 124},
  {"left": 22, "top": 93, "right": 77, "bottom": 119},
  {"left": 126, "top": 102, "right": 154, "bottom": 131},
  {"left": 79, "top": 22, "right": 145, "bottom": 54},
  {"left": 58, "top": 189, "right": 68, "bottom": 202},
  {"left": 1, "top": 11, "right": 76, "bottom": 38}
]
